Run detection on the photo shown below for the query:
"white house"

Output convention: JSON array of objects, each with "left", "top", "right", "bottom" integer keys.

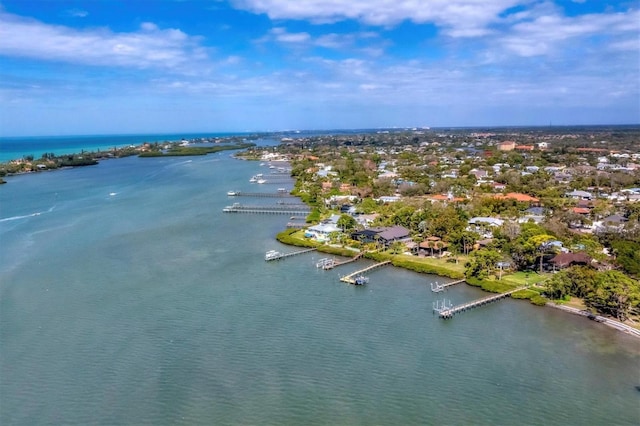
[
  {"left": 565, "top": 190, "right": 593, "bottom": 200},
  {"left": 304, "top": 223, "right": 341, "bottom": 242},
  {"left": 467, "top": 217, "right": 504, "bottom": 238}
]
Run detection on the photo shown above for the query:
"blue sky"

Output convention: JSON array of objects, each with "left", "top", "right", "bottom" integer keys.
[{"left": 0, "top": 0, "right": 638, "bottom": 136}]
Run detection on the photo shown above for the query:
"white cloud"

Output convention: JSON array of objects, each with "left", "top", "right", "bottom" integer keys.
[
  {"left": 0, "top": 12, "right": 210, "bottom": 70},
  {"left": 268, "top": 27, "right": 311, "bottom": 43},
  {"left": 65, "top": 9, "right": 89, "bottom": 18},
  {"left": 232, "top": 0, "right": 526, "bottom": 37},
  {"left": 499, "top": 9, "right": 640, "bottom": 57},
  {"left": 258, "top": 27, "right": 386, "bottom": 56}
]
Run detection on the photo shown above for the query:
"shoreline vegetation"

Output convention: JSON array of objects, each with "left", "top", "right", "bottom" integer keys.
[
  {"left": 0, "top": 136, "right": 257, "bottom": 180},
  {"left": 2, "top": 126, "right": 639, "bottom": 338}
]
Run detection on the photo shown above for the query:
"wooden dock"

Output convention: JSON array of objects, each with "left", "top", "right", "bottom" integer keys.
[
  {"left": 227, "top": 191, "right": 295, "bottom": 198},
  {"left": 261, "top": 176, "right": 292, "bottom": 180},
  {"left": 431, "top": 279, "right": 465, "bottom": 292},
  {"left": 223, "top": 203, "right": 311, "bottom": 215},
  {"left": 340, "top": 261, "right": 391, "bottom": 284},
  {"left": 437, "top": 286, "right": 528, "bottom": 319},
  {"left": 320, "top": 252, "right": 364, "bottom": 270},
  {"left": 265, "top": 248, "right": 316, "bottom": 261}
]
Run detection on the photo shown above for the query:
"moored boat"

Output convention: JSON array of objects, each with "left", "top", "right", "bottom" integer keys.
[{"left": 354, "top": 275, "right": 369, "bottom": 285}]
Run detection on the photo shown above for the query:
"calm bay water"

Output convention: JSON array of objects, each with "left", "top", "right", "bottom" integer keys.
[{"left": 1, "top": 150, "right": 639, "bottom": 425}]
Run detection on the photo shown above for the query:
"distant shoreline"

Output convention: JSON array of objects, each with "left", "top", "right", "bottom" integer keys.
[{"left": 0, "top": 137, "right": 258, "bottom": 183}]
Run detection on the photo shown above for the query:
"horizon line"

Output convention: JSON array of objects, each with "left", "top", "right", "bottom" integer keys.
[{"left": 2, "top": 123, "right": 640, "bottom": 139}]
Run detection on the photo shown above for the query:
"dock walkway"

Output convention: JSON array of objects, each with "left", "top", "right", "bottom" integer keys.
[
  {"left": 265, "top": 248, "right": 316, "bottom": 261},
  {"left": 228, "top": 191, "right": 295, "bottom": 198},
  {"left": 431, "top": 279, "right": 465, "bottom": 292},
  {"left": 437, "top": 286, "right": 528, "bottom": 319},
  {"left": 340, "top": 261, "right": 391, "bottom": 284},
  {"left": 223, "top": 203, "right": 311, "bottom": 215},
  {"left": 320, "top": 252, "right": 364, "bottom": 270}
]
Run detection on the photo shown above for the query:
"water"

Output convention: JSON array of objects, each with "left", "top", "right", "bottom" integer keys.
[
  {"left": 0, "top": 132, "right": 255, "bottom": 163},
  {"left": 1, "top": 151, "right": 639, "bottom": 425}
]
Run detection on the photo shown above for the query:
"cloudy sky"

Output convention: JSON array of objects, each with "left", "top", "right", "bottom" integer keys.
[{"left": 0, "top": 0, "right": 638, "bottom": 136}]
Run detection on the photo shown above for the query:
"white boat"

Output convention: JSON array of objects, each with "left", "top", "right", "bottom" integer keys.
[
  {"left": 249, "top": 176, "right": 257, "bottom": 182},
  {"left": 257, "top": 179, "right": 266, "bottom": 184},
  {"left": 354, "top": 275, "right": 369, "bottom": 285},
  {"left": 265, "top": 250, "right": 281, "bottom": 261},
  {"left": 227, "top": 191, "right": 238, "bottom": 196}
]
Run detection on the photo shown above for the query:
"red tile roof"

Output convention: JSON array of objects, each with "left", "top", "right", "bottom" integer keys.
[
  {"left": 495, "top": 193, "right": 539, "bottom": 202},
  {"left": 572, "top": 207, "right": 591, "bottom": 214}
]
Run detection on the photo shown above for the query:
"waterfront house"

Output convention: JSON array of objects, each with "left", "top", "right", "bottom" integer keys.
[
  {"left": 305, "top": 222, "right": 341, "bottom": 242},
  {"left": 419, "top": 236, "right": 449, "bottom": 257},
  {"left": 549, "top": 252, "right": 593, "bottom": 270},
  {"left": 376, "top": 226, "right": 412, "bottom": 247},
  {"left": 351, "top": 225, "right": 411, "bottom": 248}
]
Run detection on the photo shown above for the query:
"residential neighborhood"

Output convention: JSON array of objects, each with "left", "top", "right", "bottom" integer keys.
[{"left": 239, "top": 126, "right": 640, "bottom": 322}]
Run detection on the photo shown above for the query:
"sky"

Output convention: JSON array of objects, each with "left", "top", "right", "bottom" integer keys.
[{"left": 0, "top": 0, "right": 638, "bottom": 136}]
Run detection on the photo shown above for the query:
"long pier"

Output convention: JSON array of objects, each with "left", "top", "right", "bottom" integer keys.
[
  {"left": 223, "top": 204, "right": 311, "bottom": 215},
  {"left": 437, "top": 286, "right": 528, "bottom": 319},
  {"left": 265, "top": 248, "right": 316, "bottom": 261},
  {"left": 227, "top": 191, "right": 295, "bottom": 198},
  {"left": 319, "top": 252, "right": 364, "bottom": 270},
  {"left": 431, "top": 279, "right": 465, "bottom": 292},
  {"left": 261, "top": 176, "right": 293, "bottom": 180},
  {"left": 340, "top": 261, "right": 391, "bottom": 284}
]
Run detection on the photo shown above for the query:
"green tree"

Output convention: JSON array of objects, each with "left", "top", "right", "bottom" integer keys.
[
  {"left": 465, "top": 249, "right": 502, "bottom": 280},
  {"left": 390, "top": 241, "right": 405, "bottom": 254},
  {"left": 586, "top": 271, "right": 640, "bottom": 321},
  {"left": 357, "top": 197, "right": 379, "bottom": 214},
  {"left": 611, "top": 240, "right": 640, "bottom": 277},
  {"left": 337, "top": 214, "right": 357, "bottom": 232}
]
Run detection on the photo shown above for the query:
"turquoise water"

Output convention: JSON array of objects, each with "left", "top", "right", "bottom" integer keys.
[
  {"left": 1, "top": 151, "right": 639, "bottom": 425},
  {"left": 0, "top": 132, "right": 255, "bottom": 163}
]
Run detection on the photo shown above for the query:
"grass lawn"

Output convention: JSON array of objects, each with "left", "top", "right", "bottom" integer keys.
[
  {"left": 393, "top": 254, "right": 468, "bottom": 275},
  {"left": 500, "top": 271, "right": 551, "bottom": 287}
]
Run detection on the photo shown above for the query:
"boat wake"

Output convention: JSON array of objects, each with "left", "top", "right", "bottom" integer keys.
[{"left": 0, "top": 206, "right": 56, "bottom": 223}]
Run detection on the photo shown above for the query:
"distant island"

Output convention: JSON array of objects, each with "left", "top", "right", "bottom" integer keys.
[{"left": 0, "top": 137, "right": 256, "bottom": 178}]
